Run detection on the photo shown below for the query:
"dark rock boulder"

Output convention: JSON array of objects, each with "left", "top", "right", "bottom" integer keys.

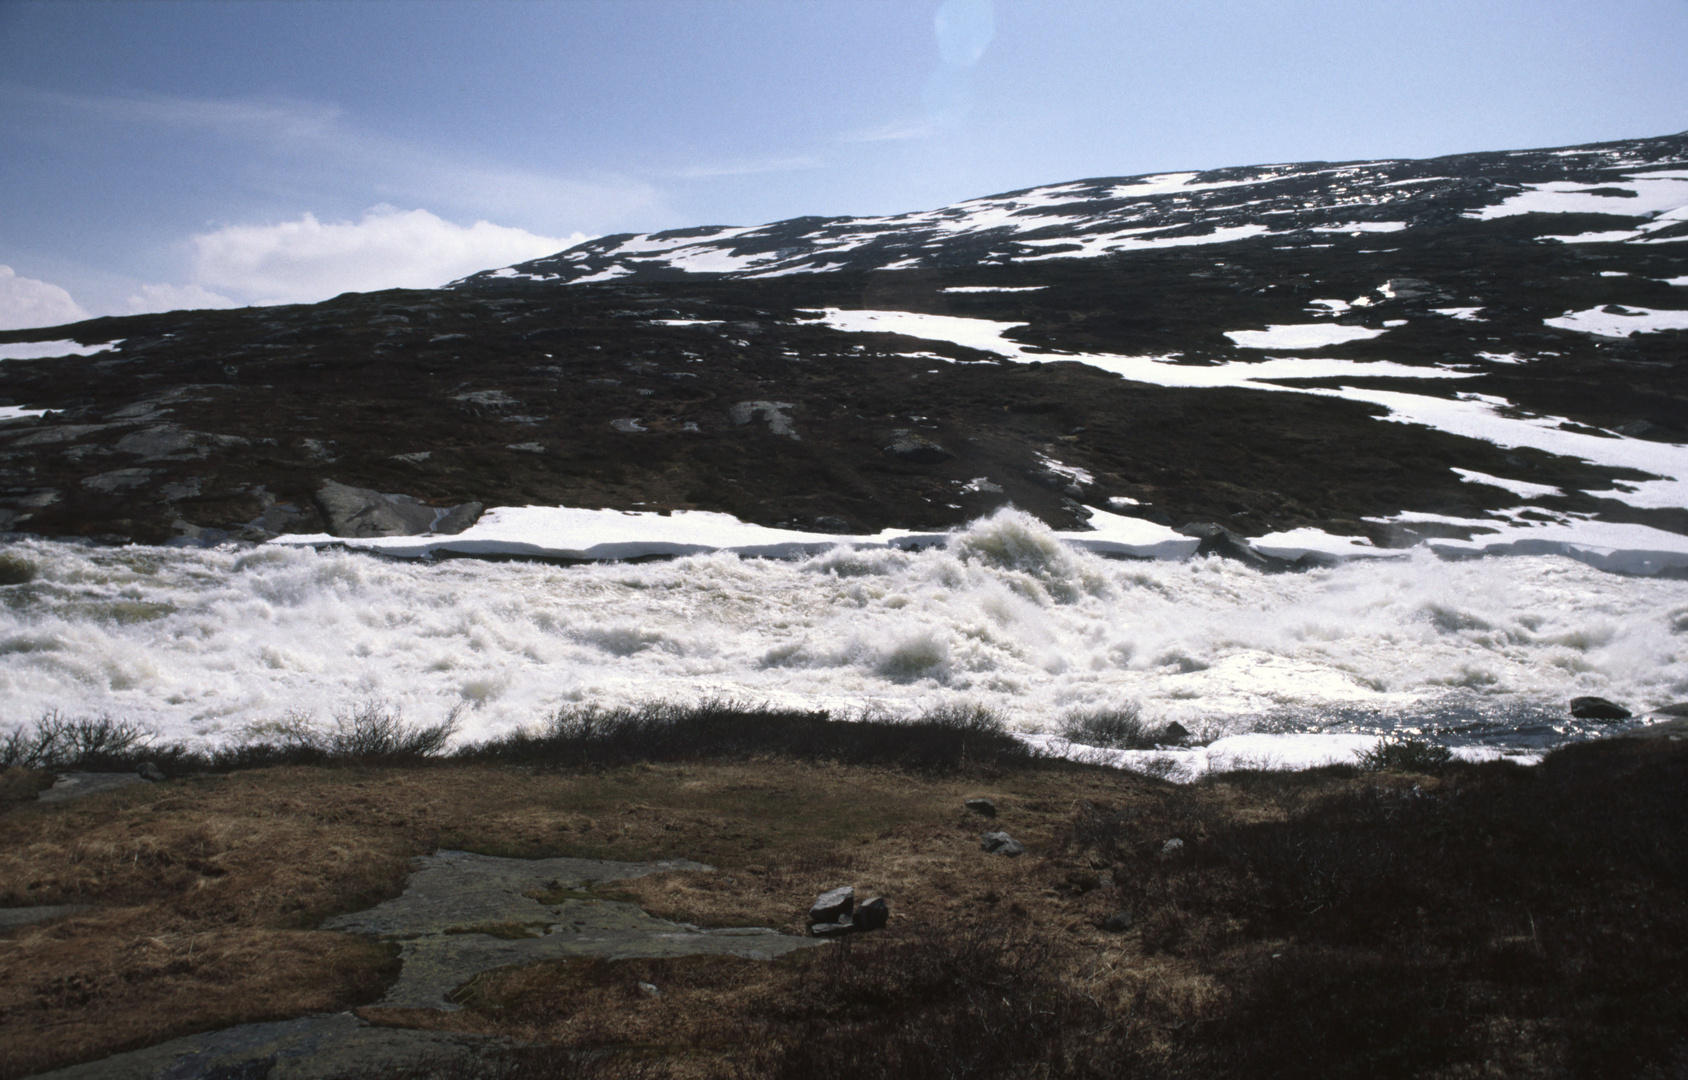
[
  {"left": 1099, "top": 911, "right": 1134, "bottom": 933},
  {"left": 964, "top": 797, "right": 998, "bottom": 817},
  {"left": 851, "top": 897, "right": 890, "bottom": 932},
  {"left": 137, "top": 761, "right": 166, "bottom": 782},
  {"left": 1570, "top": 696, "right": 1632, "bottom": 720},
  {"left": 1651, "top": 702, "right": 1688, "bottom": 718},
  {"left": 315, "top": 480, "right": 482, "bottom": 538},
  {"left": 1027, "top": 467, "right": 1084, "bottom": 496},
  {"left": 1177, "top": 522, "right": 1302, "bottom": 572}
]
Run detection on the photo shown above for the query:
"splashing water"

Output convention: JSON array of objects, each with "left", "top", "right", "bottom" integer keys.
[{"left": 1, "top": 509, "right": 1684, "bottom": 759}]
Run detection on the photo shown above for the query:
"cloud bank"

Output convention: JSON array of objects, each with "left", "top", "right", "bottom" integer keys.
[
  {"left": 126, "top": 283, "right": 238, "bottom": 315},
  {"left": 0, "top": 266, "right": 90, "bottom": 330},
  {"left": 189, "top": 206, "right": 587, "bottom": 306}
]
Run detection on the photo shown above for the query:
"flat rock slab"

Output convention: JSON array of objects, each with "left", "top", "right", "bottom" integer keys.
[
  {"left": 37, "top": 772, "right": 145, "bottom": 803},
  {"left": 0, "top": 904, "right": 92, "bottom": 931},
  {"left": 321, "top": 850, "right": 827, "bottom": 1010},
  {"left": 22, "top": 1011, "right": 515, "bottom": 1080}
]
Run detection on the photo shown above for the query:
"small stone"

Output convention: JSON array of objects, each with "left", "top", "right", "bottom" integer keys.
[
  {"left": 637, "top": 982, "right": 661, "bottom": 997},
  {"left": 852, "top": 897, "right": 890, "bottom": 932},
  {"left": 1161, "top": 838, "right": 1184, "bottom": 856},
  {"left": 981, "top": 831, "right": 1025, "bottom": 857},
  {"left": 1161, "top": 721, "right": 1191, "bottom": 742},
  {"left": 1570, "top": 696, "right": 1631, "bottom": 720},
  {"left": 810, "top": 917, "right": 855, "bottom": 938},
  {"left": 808, "top": 885, "right": 854, "bottom": 925},
  {"left": 964, "top": 797, "right": 997, "bottom": 817},
  {"left": 1099, "top": 911, "right": 1134, "bottom": 933},
  {"left": 136, "top": 761, "right": 165, "bottom": 782}
]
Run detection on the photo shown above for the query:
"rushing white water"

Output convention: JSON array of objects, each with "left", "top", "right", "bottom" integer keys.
[{"left": 2, "top": 510, "right": 1684, "bottom": 761}]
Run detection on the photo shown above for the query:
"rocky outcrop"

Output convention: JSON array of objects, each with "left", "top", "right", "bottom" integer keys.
[
  {"left": 884, "top": 429, "right": 950, "bottom": 463},
  {"left": 730, "top": 400, "right": 798, "bottom": 438},
  {"left": 315, "top": 480, "right": 482, "bottom": 538}
]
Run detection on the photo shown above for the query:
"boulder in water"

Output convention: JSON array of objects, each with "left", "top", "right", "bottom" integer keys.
[{"left": 1570, "top": 696, "right": 1631, "bottom": 720}]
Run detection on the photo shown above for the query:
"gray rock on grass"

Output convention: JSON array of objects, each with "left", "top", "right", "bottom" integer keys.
[
  {"left": 808, "top": 885, "right": 854, "bottom": 926},
  {"left": 964, "top": 797, "right": 997, "bottom": 817},
  {"left": 981, "top": 832, "right": 1024, "bottom": 857},
  {"left": 37, "top": 772, "right": 146, "bottom": 803},
  {"left": 810, "top": 917, "right": 856, "bottom": 938}
]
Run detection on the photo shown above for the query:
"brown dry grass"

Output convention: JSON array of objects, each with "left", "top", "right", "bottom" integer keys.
[
  {"left": 3, "top": 742, "right": 1685, "bottom": 1079},
  {"left": 0, "top": 759, "right": 1166, "bottom": 1077}
]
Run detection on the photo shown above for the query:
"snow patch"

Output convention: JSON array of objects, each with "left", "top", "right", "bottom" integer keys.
[
  {"left": 1223, "top": 324, "right": 1389, "bottom": 350},
  {"left": 0, "top": 339, "right": 119, "bottom": 361},
  {"left": 1545, "top": 306, "right": 1688, "bottom": 337}
]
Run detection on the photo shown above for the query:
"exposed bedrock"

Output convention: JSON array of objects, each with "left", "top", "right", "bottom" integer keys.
[{"left": 314, "top": 480, "right": 482, "bottom": 538}]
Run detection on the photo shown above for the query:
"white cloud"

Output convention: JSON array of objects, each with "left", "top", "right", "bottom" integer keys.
[
  {"left": 189, "top": 206, "right": 588, "bottom": 305},
  {"left": 8, "top": 86, "right": 668, "bottom": 235},
  {"left": 0, "top": 265, "right": 90, "bottom": 330},
  {"left": 126, "top": 283, "right": 239, "bottom": 315}
]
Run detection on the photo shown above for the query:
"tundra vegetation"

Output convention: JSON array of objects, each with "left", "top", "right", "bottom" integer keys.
[{"left": 1, "top": 703, "right": 1683, "bottom": 1079}]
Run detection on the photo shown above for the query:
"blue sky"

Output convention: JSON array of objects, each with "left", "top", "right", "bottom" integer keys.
[{"left": 1, "top": 0, "right": 1684, "bottom": 326}]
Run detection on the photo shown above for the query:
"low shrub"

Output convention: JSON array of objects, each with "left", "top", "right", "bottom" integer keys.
[
  {"left": 1355, "top": 737, "right": 1454, "bottom": 773},
  {"left": 1058, "top": 703, "right": 1151, "bottom": 748},
  {"left": 462, "top": 699, "right": 1039, "bottom": 773},
  {"left": 0, "top": 711, "right": 153, "bottom": 770},
  {"left": 0, "top": 701, "right": 460, "bottom": 776}
]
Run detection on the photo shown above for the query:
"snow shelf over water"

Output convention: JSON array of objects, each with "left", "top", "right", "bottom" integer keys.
[
  {"left": 272, "top": 504, "right": 1204, "bottom": 563},
  {"left": 267, "top": 498, "right": 1688, "bottom": 578}
]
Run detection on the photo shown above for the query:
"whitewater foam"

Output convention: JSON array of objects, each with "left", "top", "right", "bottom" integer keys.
[{"left": 2, "top": 510, "right": 1683, "bottom": 761}]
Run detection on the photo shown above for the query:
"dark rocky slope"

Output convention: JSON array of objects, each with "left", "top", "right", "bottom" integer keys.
[{"left": 0, "top": 132, "right": 1683, "bottom": 551}]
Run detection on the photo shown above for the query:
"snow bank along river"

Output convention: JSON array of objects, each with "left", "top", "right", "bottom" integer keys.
[{"left": 2, "top": 510, "right": 1684, "bottom": 778}]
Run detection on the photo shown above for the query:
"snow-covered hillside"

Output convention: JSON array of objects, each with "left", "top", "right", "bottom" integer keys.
[{"left": 455, "top": 133, "right": 1688, "bottom": 286}]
